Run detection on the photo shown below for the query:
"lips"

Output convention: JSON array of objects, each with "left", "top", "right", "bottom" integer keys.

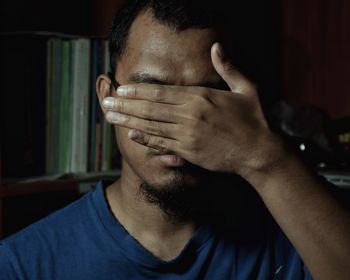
[{"left": 154, "top": 153, "right": 186, "bottom": 167}]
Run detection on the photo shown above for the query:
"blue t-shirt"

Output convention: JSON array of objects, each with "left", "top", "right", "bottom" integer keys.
[{"left": 0, "top": 180, "right": 312, "bottom": 279}]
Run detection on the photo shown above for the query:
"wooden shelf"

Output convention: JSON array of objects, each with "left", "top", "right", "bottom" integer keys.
[
  {"left": 1, "top": 180, "right": 79, "bottom": 198},
  {"left": 1, "top": 0, "right": 124, "bottom": 239},
  {"left": 0, "top": 170, "right": 120, "bottom": 237},
  {"left": 1, "top": 170, "right": 120, "bottom": 198}
]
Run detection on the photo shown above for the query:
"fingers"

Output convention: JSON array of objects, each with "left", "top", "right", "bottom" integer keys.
[
  {"left": 115, "top": 83, "right": 187, "bottom": 105},
  {"left": 103, "top": 97, "right": 183, "bottom": 123},
  {"left": 128, "top": 129, "right": 180, "bottom": 153},
  {"left": 105, "top": 111, "right": 180, "bottom": 139},
  {"left": 211, "top": 42, "right": 256, "bottom": 96}
]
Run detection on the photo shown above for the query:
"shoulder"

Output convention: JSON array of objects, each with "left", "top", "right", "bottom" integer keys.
[
  {"left": 0, "top": 180, "right": 118, "bottom": 279},
  {"left": 3, "top": 190, "right": 92, "bottom": 244},
  {"left": 0, "top": 240, "right": 25, "bottom": 279},
  {"left": 0, "top": 191, "right": 93, "bottom": 276}
]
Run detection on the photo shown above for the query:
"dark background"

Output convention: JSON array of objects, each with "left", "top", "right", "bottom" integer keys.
[
  {"left": 1, "top": 0, "right": 349, "bottom": 116},
  {"left": 1, "top": 0, "right": 349, "bottom": 238}
]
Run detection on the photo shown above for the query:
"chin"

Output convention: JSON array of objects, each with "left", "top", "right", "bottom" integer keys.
[
  {"left": 144, "top": 166, "right": 203, "bottom": 190},
  {"left": 137, "top": 165, "right": 210, "bottom": 220}
]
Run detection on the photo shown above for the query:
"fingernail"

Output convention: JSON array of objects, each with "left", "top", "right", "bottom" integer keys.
[
  {"left": 106, "top": 112, "right": 127, "bottom": 123},
  {"left": 102, "top": 97, "right": 114, "bottom": 109},
  {"left": 117, "top": 86, "right": 128, "bottom": 96},
  {"left": 128, "top": 129, "right": 141, "bottom": 140}
]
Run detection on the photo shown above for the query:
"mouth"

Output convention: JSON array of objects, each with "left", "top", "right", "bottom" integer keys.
[{"left": 153, "top": 152, "right": 187, "bottom": 167}]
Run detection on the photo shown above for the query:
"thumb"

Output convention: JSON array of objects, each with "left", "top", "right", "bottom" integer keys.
[{"left": 211, "top": 42, "right": 256, "bottom": 96}]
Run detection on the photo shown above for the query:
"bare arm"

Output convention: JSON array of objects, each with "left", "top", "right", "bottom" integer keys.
[{"left": 246, "top": 149, "right": 350, "bottom": 280}]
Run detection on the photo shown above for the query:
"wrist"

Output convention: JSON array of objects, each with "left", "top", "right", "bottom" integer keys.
[{"left": 239, "top": 134, "right": 294, "bottom": 191}]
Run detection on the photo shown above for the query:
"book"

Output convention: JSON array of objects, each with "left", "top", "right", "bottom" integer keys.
[
  {"left": 58, "top": 39, "right": 72, "bottom": 173},
  {"left": 70, "top": 38, "right": 91, "bottom": 173},
  {"left": 2, "top": 34, "right": 120, "bottom": 182}
]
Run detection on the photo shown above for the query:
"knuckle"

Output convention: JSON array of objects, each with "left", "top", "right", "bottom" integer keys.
[
  {"left": 197, "top": 89, "right": 214, "bottom": 105},
  {"left": 162, "top": 107, "right": 173, "bottom": 120},
  {"left": 116, "top": 99, "right": 125, "bottom": 111},
  {"left": 141, "top": 102, "right": 152, "bottom": 117},
  {"left": 198, "top": 111, "right": 208, "bottom": 122},
  {"left": 198, "top": 87, "right": 211, "bottom": 98},
  {"left": 123, "top": 115, "right": 130, "bottom": 125},
  {"left": 148, "top": 121, "right": 167, "bottom": 137},
  {"left": 147, "top": 120, "right": 159, "bottom": 133},
  {"left": 190, "top": 109, "right": 206, "bottom": 123},
  {"left": 129, "top": 86, "right": 137, "bottom": 98},
  {"left": 158, "top": 125, "right": 167, "bottom": 137},
  {"left": 148, "top": 136, "right": 167, "bottom": 151},
  {"left": 157, "top": 137, "right": 167, "bottom": 150},
  {"left": 148, "top": 120, "right": 158, "bottom": 128},
  {"left": 151, "top": 87, "right": 163, "bottom": 101},
  {"left": 192, "top": 95, "right": 207, "bottom": 110}
]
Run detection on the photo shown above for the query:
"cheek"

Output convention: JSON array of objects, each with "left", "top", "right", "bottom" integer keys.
[
  {"left": 116, "top": 127, "right": 145, "bottom": 160},
  {"left": 115, "top": 126, "right": 204, "bottom": 187},
  {"left": 116, "top": 126, "right": 164, "bottom": 183}
]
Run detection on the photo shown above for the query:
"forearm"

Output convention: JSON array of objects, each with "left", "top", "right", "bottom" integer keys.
[{"left": 246, "top": 151, "right": 350, "bottom": 280}]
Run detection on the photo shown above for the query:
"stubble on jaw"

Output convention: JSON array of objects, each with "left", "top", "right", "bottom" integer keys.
[{"left": 137, "top": 166, "right": 210, "bottom": 223}]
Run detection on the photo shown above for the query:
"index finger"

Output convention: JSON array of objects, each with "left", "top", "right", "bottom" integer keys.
[{"left": 115, "top": 83, "right": 187, "bottom": 105}]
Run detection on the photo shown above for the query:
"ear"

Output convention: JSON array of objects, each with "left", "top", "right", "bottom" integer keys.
[{"left": 96, "top": 74, "right": 119, "bottom": 114}]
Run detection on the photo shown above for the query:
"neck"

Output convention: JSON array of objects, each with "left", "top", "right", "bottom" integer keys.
[{"left": 106, "top": 162, "right": 198, "bottom": 261}]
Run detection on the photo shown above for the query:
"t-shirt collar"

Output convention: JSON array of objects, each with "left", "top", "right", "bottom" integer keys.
[{"left": 91, "top": 179, "right": 215, "bottom": 269}]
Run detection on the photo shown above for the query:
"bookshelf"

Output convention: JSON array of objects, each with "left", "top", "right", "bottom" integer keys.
[
  {"left": 0, "top": 0, "right": 124, "bottom": 238},
  {"left": 1, "top": 0, "right": 349, "bottom": 238}
]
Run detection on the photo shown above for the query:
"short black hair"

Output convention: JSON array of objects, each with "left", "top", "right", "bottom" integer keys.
[
  {"left": 108, "top": 0, "right": 229, "bottom": 77},
  {"left": 108, "top": 0, "right": 282, "bottom": 115}
]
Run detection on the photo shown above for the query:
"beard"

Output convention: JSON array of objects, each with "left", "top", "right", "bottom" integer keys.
[
  {"left": 125, "top": 147, "right": 247, "bottom": 224},
  {"left": 138, "top": 164, "right": 212, "bottom": 222}
]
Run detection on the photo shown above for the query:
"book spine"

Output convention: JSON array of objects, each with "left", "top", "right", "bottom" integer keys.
[
  {"left": 70, "top": 39, "right": 90, "bottom": 173},
  {"left": 59, "top": 40, "right": 72, "bottom": 173},
  {"left": 70, "top": 39, "right": 80, "bottom": 173},
  {"left": 80, "top": 39, "right": 91, "bottom": 173}
]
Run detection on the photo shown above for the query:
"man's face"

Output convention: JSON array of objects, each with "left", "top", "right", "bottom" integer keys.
[{"left": 115, "top": 10, "right": 223, "bottom": 191}]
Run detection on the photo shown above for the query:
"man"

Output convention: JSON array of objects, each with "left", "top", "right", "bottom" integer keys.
[{"left": 1, "top": 0, "right": 349, "bottom": 279}]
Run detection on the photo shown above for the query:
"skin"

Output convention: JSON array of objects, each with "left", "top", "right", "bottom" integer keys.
[{"left": 96, "top": 10, "right": 350, "bottom": 279}]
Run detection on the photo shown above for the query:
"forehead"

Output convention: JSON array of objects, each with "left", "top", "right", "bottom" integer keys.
[{"left": 116, "top": 10, "right": 220, "bottom": 85}]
